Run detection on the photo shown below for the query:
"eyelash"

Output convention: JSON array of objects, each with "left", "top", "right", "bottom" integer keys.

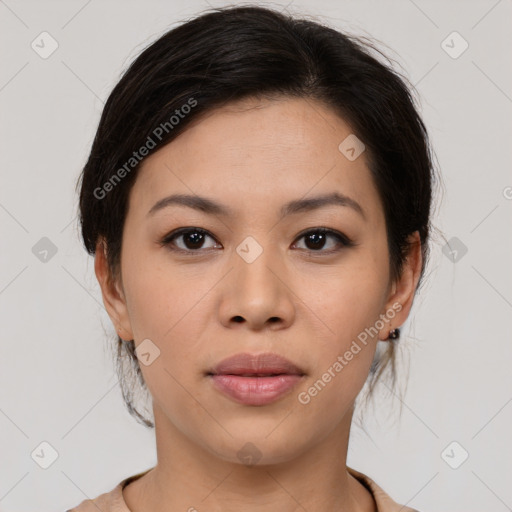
[{"left": 159, "top": 227, "right": 354, "bottom": 256}]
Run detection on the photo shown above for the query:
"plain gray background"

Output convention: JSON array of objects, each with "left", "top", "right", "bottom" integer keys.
[{"left": 1, "top": 1, "right": 511, "bottom": 511}]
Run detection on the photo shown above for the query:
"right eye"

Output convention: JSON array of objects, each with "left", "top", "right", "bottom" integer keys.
[{"left": 160, "top": 227, "right": 221, "bottom": 253}]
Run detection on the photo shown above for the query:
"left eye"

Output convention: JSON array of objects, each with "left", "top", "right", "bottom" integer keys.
[{"left": 293, "top": 228, "right": 351, "bottom": 252}]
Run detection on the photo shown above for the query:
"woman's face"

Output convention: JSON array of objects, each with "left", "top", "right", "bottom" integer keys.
[{"left": 97, "top": 96, "right": 419, "bottom": 464}]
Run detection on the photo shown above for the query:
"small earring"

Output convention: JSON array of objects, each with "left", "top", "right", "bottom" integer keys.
[{"left": 387, "top": 328, "right": 400, "bottom": 340}]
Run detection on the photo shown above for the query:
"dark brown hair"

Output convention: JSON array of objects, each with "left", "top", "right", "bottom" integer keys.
[{"left": 76, "top": 5, "right": 439, "bottom": 428}]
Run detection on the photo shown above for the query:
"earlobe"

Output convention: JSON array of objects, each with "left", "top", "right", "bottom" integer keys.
[
  {"left": 94, "top": 238, "right": 134, "bottom": 341},
  {"left": 378, "top": 231, "right": 423, "bottom": 341}
]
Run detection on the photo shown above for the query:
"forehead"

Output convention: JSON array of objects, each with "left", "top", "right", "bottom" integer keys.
[{"left": 129, "top": 96, "right": 382, "bottom": 223}]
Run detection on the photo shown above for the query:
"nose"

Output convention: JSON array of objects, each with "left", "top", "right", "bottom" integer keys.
[{"left": 218, "top": 243, "right": 296, "bottom": 331}]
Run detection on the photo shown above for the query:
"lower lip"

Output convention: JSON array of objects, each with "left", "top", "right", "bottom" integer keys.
[{"left": 210, "top": 374, "right": 303, "bottom": 406}]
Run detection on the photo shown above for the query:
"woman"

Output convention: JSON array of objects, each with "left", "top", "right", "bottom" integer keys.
[{"left": 69, "top": 5, "right": 436, "bottom": 511}]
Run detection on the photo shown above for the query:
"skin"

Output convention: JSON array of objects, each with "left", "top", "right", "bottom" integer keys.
[{"left": 95, "top": 96, "right": 422, "bottom": 512}]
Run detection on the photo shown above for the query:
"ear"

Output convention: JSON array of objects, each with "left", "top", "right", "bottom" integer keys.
[
  {"left": 94, "top": 238, "right": 134, "bottom": 341},
  {"left": 378, "top": 231, "right": 423, "bottom": 341}
]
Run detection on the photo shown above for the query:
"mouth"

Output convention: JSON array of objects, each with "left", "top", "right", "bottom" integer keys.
[
  {"left": 208, "top": 351, "right": 305, "bottom": 376},
  {"left": 207, "top": 352, "right": 305, "bottom": 406},
  {"left": 212, "top": 372, "right": 287, "bottom": 377}
]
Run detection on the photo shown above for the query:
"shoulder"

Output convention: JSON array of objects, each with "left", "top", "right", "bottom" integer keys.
[
  {"left": 66, "top": 469, "right": 152, "bottom": 512},
  {"left": 66, "top": 483, "right": 125, "bottom": 512},
  {"left": 347, "top": 466, "right": 421, "bottom": 512}
]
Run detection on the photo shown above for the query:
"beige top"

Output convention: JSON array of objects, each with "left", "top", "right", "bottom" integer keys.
[{"left": 67, "top": 466, "right": 420, "bottom": 512}]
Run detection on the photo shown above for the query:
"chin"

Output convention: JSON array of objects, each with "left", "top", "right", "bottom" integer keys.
[{"left": 198, "top": 423, "right": 315, "bottom": 467}]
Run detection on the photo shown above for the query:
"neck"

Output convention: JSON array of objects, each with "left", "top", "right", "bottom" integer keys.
[{"left": 123, "top": 404, "right": 376, "bottom": 512}]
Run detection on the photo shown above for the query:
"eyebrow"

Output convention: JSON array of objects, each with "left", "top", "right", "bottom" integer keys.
[{"left": 147, "top": 192, "right": 366, "bottom": 220}]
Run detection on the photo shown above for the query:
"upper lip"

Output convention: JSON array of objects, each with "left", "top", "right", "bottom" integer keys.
[{"left": 209, "top": 352, "right": 305, "bottom": 376}]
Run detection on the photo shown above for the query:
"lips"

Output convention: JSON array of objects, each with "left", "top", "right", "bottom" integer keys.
[
  {"left": 208, "top": 352, "right": 305, "bottom": 406},
  {"left": 209, "top": 352, "right": 305, "bottom": 377}
]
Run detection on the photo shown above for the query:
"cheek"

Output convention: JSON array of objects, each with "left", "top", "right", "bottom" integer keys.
[
  {"left": 122, "top": 245, "right": 198, "bottom": 339},
  {"left": 312, "top": 249, "right": 389, "bottom": 337},
  {"left": 121, "top": 248, "right": 216, "bottom": 381},
  {"left": 120, "top": 256, "right": 209, "bottom": 425},
  {"left": 300, "top": 254, "right": 389, "bottom": 399}
]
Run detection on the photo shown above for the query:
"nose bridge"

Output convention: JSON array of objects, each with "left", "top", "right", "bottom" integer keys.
[
  {"left": 219, "top": 232, "right": 295, "bottom": 328},
  {"left": 234, "top": 233, "right": 281, "bottom": 297}
]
